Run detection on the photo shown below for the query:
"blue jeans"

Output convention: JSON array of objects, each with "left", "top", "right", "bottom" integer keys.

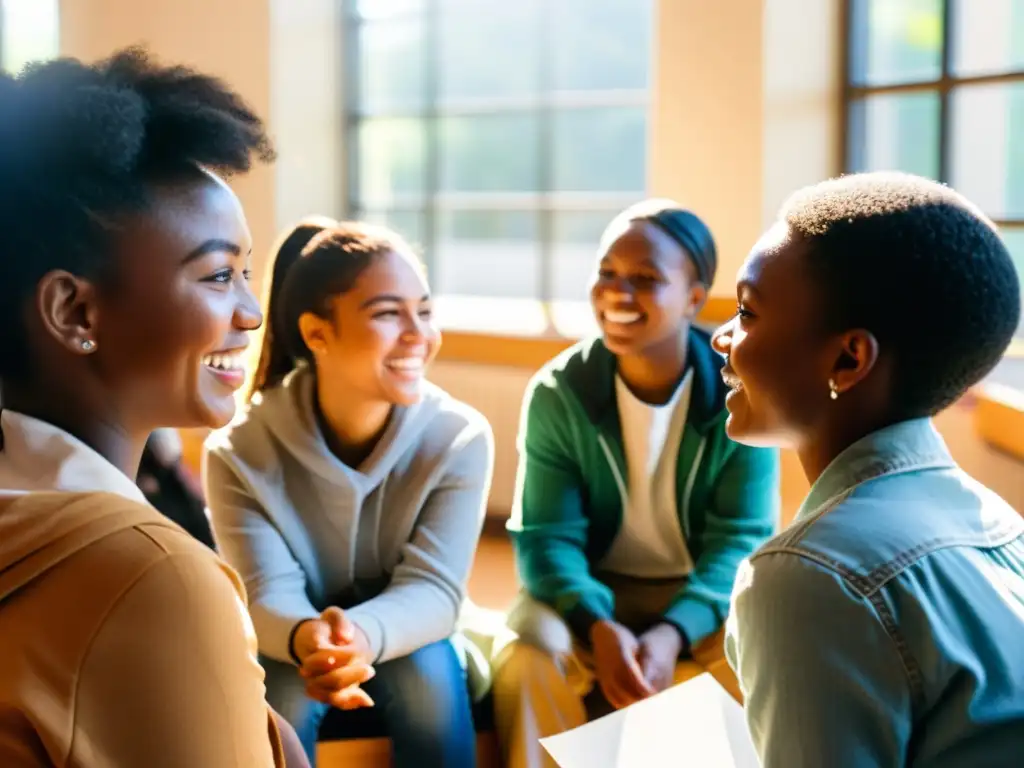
[{"left": 264, "top": 638, "right": 476, "bottom": 767}]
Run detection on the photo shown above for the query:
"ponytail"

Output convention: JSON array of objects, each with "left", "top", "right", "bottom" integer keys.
[
  {"left": 248, "top": 217, "right": 335, "bottom": 401},
  {"left": 247, "top": 217, "right": 408, "bottom": 402}
]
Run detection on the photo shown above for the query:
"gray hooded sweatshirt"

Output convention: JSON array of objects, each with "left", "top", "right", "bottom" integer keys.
[{"left": 203, "top": 366, "right": 494, "bottom": 665}]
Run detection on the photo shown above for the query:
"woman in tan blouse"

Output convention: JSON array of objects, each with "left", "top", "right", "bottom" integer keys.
[{"left": 0, "top": 47, "right": 367, "bottom": 767}]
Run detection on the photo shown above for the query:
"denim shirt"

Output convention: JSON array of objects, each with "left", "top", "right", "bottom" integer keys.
[{"left": 725, "top": 418, "right": 1024, "bottom": 767}]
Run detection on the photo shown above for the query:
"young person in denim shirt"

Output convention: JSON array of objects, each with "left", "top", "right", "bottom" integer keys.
[{"left": 713, "top": 172, "right": 1023, "bottom": 767}]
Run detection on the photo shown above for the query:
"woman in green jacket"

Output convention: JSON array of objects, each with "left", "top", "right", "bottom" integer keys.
[{"left": 492, "top": 200, "right": 780, "bottom": 768}]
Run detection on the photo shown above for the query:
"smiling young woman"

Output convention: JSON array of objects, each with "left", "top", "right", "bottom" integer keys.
[
  {"left": 492, "top": 199, "right": 780, "bottom": 768},
  {"left": 0, "top": 47, "right": 313, "bottom": 767},
  {"left": 203, "top": 218, "right": 495, "bottom": 767},
  {"left": 713, "top": 172, "right": 1024, "bottom": 767}
]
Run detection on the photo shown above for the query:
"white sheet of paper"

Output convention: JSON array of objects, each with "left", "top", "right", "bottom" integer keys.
[{"left": 540, "top": 673, "right": 760, "bottom": 768}]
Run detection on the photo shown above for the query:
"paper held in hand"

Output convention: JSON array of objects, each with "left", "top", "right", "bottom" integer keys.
[{"left": 539, "top": 673, "right": 759, "bottom": 768}]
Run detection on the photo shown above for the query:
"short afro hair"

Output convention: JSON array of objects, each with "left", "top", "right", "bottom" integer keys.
[
  {"left": 0, "top": 46, "right": 275, "bottom": 380},
  {"left": 781, "top": 171, "right": 1020, "bottom": 418}
]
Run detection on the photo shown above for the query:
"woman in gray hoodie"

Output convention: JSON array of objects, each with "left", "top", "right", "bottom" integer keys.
[{"left": 204, "top": 219, "right": 494, "bottom": 767}]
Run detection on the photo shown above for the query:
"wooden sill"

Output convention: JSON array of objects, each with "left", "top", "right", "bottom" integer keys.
[
  {"left": 974, "top": 382, "right": 1024, "bottom": 461},
  {"left": 436, "top": 296, "right": 737, "bottom": 370}
]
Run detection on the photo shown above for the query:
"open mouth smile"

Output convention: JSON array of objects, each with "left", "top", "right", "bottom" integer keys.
[
  {"left": 385, "top": 357, "right": 426, "bottom": 380},
  {"left": 202, "top": 349, "right": 247, "bottom": 389},
  {"left": 601, "top": 308, "right": 646, "bottom": 328},
  {"left": 721, "top": 367, "right": 744, "bottom": 392}
]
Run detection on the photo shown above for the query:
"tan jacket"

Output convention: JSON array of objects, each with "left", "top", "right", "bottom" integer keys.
[{"left": 0, "top": 412, "right": 285, "bottom": 767}]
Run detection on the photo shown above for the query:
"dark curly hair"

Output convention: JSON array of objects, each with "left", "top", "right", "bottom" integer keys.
[
  {"left": 781, "top": 171, "right": 1021, "bottom": 418},
  {"left": 0, "top": 46, "right": 275, "bottom": 380}
]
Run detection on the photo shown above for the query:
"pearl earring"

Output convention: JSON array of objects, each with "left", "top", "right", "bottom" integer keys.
[
  {"left": 81, "top": 339, "right": 96, "bottom": 352},
  {"left": 828, "top": 379, "right": 839, "bottom": 400}
]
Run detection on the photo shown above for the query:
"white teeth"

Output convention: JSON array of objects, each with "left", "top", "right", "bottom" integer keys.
[
  {"left": 387, "top": 358, "right": 424, "bottom": 372},
  {"left": 202, "top": 352, "right": 245, "bottom": 372},
  {"left": 722, "top": 374, "right": 744, "bottom": 391},
  {"left": 604, "top": 309, "right": 642, "bottom": 325}
]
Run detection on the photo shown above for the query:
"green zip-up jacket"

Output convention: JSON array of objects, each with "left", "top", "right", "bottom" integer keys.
[{"left": 508, "top": 328, "right": 780, "bottom": 648}]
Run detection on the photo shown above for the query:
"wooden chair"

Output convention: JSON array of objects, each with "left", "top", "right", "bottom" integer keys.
[{"left": 315, "top": 691, "right": 501, "bottom": 768}]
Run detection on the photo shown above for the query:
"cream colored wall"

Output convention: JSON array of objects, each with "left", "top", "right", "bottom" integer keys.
[
  {"left": 649, "top": 0, "right": 764, "bottom": 295},
  {"left": 268, "top": 0, "right": 346, "bottom": 258}
]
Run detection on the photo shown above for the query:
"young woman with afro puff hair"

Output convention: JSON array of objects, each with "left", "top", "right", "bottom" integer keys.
[{"left": 0, "top": 48, "right": 342, "bottom": 767}]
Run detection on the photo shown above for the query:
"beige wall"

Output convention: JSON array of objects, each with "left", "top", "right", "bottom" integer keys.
[
  {"left": 59, "top": 0, "right": 344, "bottom": 287},
  {"left": 65, "top": 0, "right": 1022, "bottom": 517}
]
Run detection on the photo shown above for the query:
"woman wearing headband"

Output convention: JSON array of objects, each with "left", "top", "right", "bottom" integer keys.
[{"left": 492, "top": 200, "right": 780, "bottom": 768}]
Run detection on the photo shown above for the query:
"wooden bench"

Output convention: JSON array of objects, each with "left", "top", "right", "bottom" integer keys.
[
  {"left": 316, "top": 691, "right": 501, "bottom": 768},
  {"left": 316, "top": 651, "right": 741, "bottom": 767}
]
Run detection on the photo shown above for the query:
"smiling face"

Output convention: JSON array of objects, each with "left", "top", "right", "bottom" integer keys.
[
  {"left": 590, "top": 219, "right": 705, "bottom": 357},
  {"left": 85, "top": 169, "right": 262, "bottom": 430},
  {"left": 711, "top": 223, "right": 841, "bottom": 448},
  {"left": 300, "top": 248, "right": 440, "bottom": 407}
]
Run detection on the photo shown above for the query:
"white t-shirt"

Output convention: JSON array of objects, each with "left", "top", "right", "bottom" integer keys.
[{"left": 600, "top": 370, "right": 696, "bottom": 578}]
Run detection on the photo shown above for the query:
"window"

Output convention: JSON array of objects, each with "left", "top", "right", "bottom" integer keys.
[
  {"left": 0, "top": 0, "right": 59, "bottom": 73},
  {"left": 843, "top": 0, "right": 1024, "bottom": 387},
  {"left": 345, "top": 0, "right": 654, "bottom": 336}
]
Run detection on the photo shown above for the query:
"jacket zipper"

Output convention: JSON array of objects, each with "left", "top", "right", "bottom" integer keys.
[
  {"left": 680, "top": 436, "right": 706, "bottom": 542},
  {"left": 597, "top": 434, "right": 628, "bottom": 507}
]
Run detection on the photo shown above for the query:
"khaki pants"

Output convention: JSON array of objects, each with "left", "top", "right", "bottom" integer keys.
[{"left": 491, "top": 573, "right": 741, "bottom": 768}]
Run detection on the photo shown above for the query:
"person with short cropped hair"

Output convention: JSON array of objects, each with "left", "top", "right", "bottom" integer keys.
[
  {"left": 715, "top": 171, "right": 1024, "bottom": 767},
  {"left": 492, "top": 200, "right": 780, "bottom": 768},
  {"left": 0, "top": 47, "right": 313, "bottom": 767}
]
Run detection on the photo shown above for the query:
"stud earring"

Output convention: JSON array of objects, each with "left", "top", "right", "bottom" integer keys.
[
  {"left": 828, "top": 378, "right": 839, "bottom": 400},
  {"left": 81, "top": 339, "right": 96, "bottom": 353}
]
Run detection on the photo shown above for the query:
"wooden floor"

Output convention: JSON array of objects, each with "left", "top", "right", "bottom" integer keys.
[{"left": 467, "top": 529, "right": 518, "bottom": 611}]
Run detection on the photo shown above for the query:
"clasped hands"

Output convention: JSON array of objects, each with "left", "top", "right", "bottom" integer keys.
[
  {"left": 292, "top": 607, "right": 376, "bottom": 710},
  {"left": 589, "top": 619, "right": 687, "bottom": 710}
]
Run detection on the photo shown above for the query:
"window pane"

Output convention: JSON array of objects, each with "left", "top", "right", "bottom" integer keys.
[
  {"left": 1, "top": 0, "right": 59, "bottom": 74},
  {"left": 850, "top": 0, "right": 943, "bottom": 86},
  {"left": 553, "top": 107, "right": 646, "bottom": 192},
  {"left": 551, "top": 0, "right": 653, "bottom": 91},
  {"left": 435, "top": 210, "right": 540, "bottom": 299},
  {"left": 552, "top": 211, "right": 611, "bottom": 302},
  {"left": 438, "top": 0, "right": 541, "bottom": 103},
  {"left": 357, "top": 19, "right": 425, "bottom": 113},
  {"left": 950, "top": 82, "right": 1024, "bottom": 219},
  {"left": 356, "top": 209, "right": 426, "bottom": 254},
  {"left": 354, "top": 0, "right": 424, "bottom": 20},
  {"left": 848, "top": 91, "right": 940, "bottom": 178},
  {"left": 439, "top": 114, "right": 540, "bottom": 192},
  {"left": 996, "top": 228, "right": 1024, "bottom": 341},
  {"left": 357, "top": 118, "right": 426, "bottom": 205},
  {"left": 953, "top": 0, "right": 1024, "bottom": 75}
]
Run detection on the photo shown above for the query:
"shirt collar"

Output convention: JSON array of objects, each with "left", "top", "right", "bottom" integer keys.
[
  {"left": 797, "top": 417, "right": 957, "bottom": 522},
  {"left": 0, "top": 410, "right": 148, "bottom": 504}
]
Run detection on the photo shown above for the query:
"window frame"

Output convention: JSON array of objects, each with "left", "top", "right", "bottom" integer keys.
[
  {"left": 841, "top": 0, "right": 1024, "bottom": 227},
  {"left": 841, "top": 0, "right": 1024, "bottom": 450},
  {"left": 340, "top": 0, "right": 653, "bottom": 336},
  {"left": 841, "top": 0, "right": 1024, "bottom": 379}
]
